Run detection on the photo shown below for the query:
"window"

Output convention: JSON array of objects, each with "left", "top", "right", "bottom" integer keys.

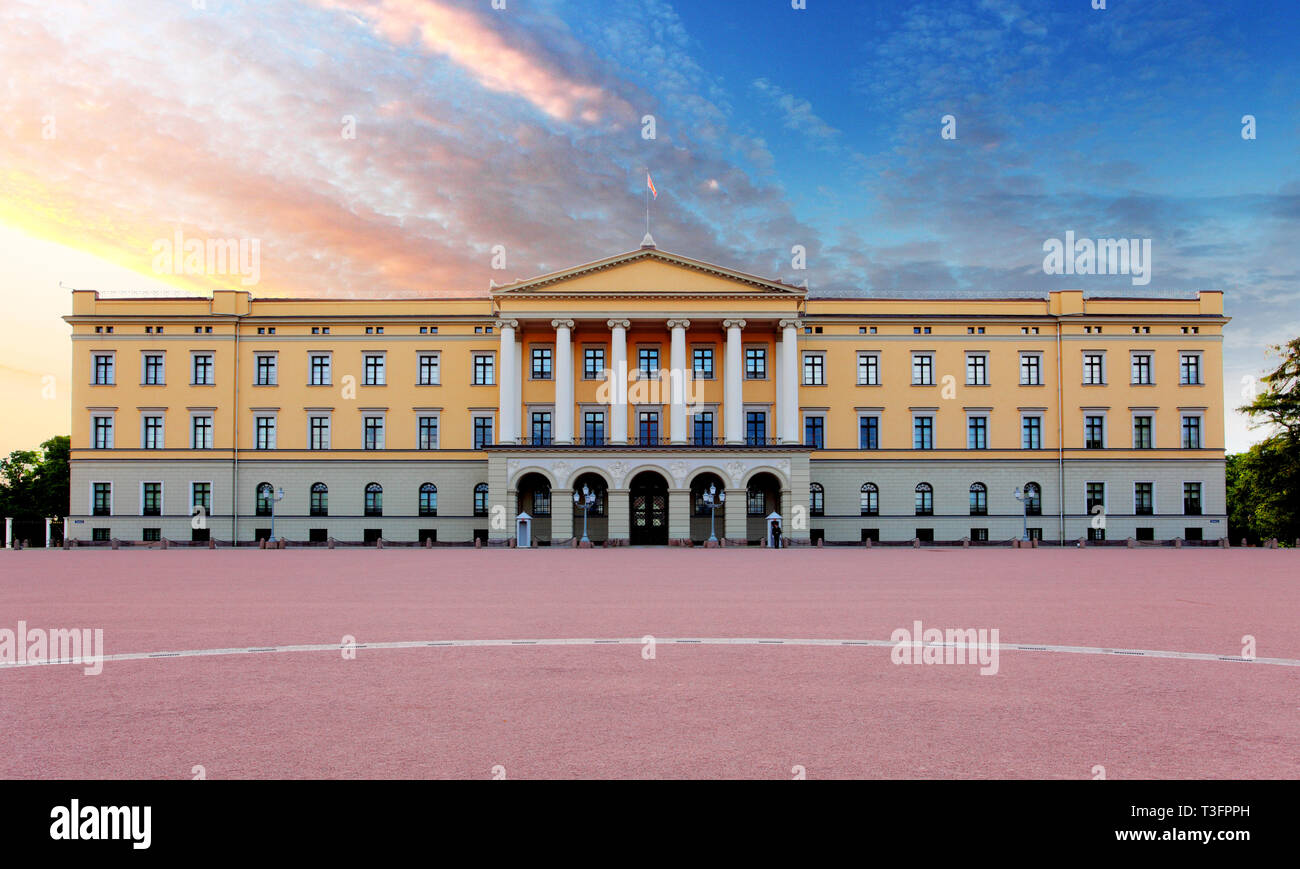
[
  {"left": 912, "top": 354, "right": 933, "bottom": 385},
  {"left": 1181, "top": 415, "right": 1202, "bottom": 449},
  {"left": 365, "top": 482, "right": 383, "bottom": 517},
  {"left": 1087, "top": 526, "right": 1106, "bottom": 542},
  {"left": 92, "top": 528, "right": 111, "bottom": 542},
  {"left": 363, "top": 416, "right": 385, "bottom": 450},
  {"left": 1084, "top": 415, "right": 1105, "bottom": 449},
  {"left": 531, "top": 347, "right": 553, "bottom": 380},
  {"left": 967, "top": 416, "right": 988, "bottom": 450},
  {"left": 143, "top": 354, "right": 164, "bottom": 385},
  {"left": 92, "top": 482, "right": 111, "bottom": 516},
  {"left": 1180, "top": 353, "right": 1202, "bottom": 385},
  {"left": 1086, "top": 482, "right": 1105, "bottom": 517},
  {"left": 971, "top": 528, "right": 989, "bottom": 542},
  {"left": 531, "top": 411, "right": 553, "bottom": 445},
  {"left": 857, "top": 353, "right": 879, "bottom": 385},
  {"left": 745, "top": 486, "right": 765, "bottom": 516},
  {"left": 473, "top": 417, "right": 494, "bottom": 449},
  {"left": 310, "top": 354, "right": 331, "bottom": 386},
  {"left": 1134, "top": 483, "right": 1154, "bottom": 516},
  {"left": 473, "top": 354, "right": 495, "bottom": 385},
  {"left": 584, "top": 347, "right": 605, "bottom": 380},
  {"left": 418, "top": 354, "right": 440, "bottom": 385},
  {"left": 141, "top": 482, "right": 162, "bottom": 516},
  {"left": 638, "top": 411, "right": 659, "bottom": 444},
  {"left": 255, "top": 483, "right": 274, "bottom": 517},
  {"left": 310, "top": 482, "right": 328, "bottom": 517},
  {"left": 1020, "top": 353, "right": 1042, "bottom": 386},
  {"left": 803, "top": 353, "right": 825, "bottom": 385},
  {"left": 192, "top": 353, "right": 214, "bottom": 385},
  {"left": 363, "top": 354, "right": 385, "bottom": 386},
  {"left": 309, "top": 416, "right": 330, "bottom": 450},
  {"left": 1133, "top": 415, "right": 1154, "bottom": 449},
  {"left": 966, "top": 354, "right": 987, "bottom": 385},
  {"left": 1022, "top": 415, "right": 1042, "bottom": 450},
  {"left": 142, "top": 415, "right": 164, "bottom": 449},
  {"left": 142, "top": 528, "right": 161, "bottom": 542},
  {"left": 1184, "top": 527, "right": 1202, "bottom": 541},
  {"left": 809, "top": 483, "right": 824, "bottom": 517},
  {"left": 192, "top": 483, "right": 211, "bottom": 517},
  {"left": 191, "top": 415, "right": 213, "bottom": 449},
  {"left": 93, "top": 354, "right": 115, "bottom": 385},
  {"left": 1023, "top": 482, "right": 1042, "bottom": 516},
  {"left": 255, "top": 416, "right": 276, "bottom": 450},
  {"left": 859, "top": 416, "right": 879, "bottom": 450},
  {"left": 1184, "top": 482, "right": 1202, "bottom": 516},
  {"left": 418, "top": 416, "right": 438, "bottom": 450},
  {"left": 255, "top": 354, "right": 277, "bottom": 386},
  {"left": 860, "top": 483, "right": 879, "bottom": 516},
  {"left": 1082, "top": 353, "right": 1104, "bottom": 385},
  {"left": 692, "top": 347, "right": 714, "bottom": 379},
  {"left": 1135, "top": 527, "right": 1155, "bottom": 541},
  {"left": 1131, "top": 353, "right": 1153, "bottom": 385},
  {"left": 745, "top": 347, "right": 766, "bottom": 379},
  {"left": 638, "top": 347, "right": 659, "bottom": 377},
  {"left": 745, "top": 411, "right": 767, "bottom": 445},
  {"left": 419, "top": 483, "right": 438, "bottom": 517},
  {"left": 693, "top": 412, "right": 714, "bottom": 445},
  {"left": 532, "top": 487, "right": 551, "bottom": 517},
  {"left": 92, "top": 416, "right": 114, "bottom": 449},
  {"left": 473, "top": 483, "right": 489, "bottom": 517},
  {"left": 915, "top": 483, "right": 933, "bottom": 516},
  {"left": 804, "top": 415, "right": 824, "bottom": 449},
  {"left": 584, "top": 412, "right": 606, "bottom": 446},
  {"left": 913, "top": 416, "right": 933, "bottom": 450},
  {"left": 1027, "top": 527, "right": 1043, "bottom": 541},
  {"left": 969, "top": 483, "right": 987, "bottom": 516}
]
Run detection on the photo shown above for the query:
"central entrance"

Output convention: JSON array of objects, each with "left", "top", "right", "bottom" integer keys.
[{"left": 629, "top": 470, "right": 669, "bottom": 545}]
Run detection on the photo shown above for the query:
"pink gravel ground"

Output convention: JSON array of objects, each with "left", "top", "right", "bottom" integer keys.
[{"left": 1, "top": 548, "right": 1296, "bottom": 779}]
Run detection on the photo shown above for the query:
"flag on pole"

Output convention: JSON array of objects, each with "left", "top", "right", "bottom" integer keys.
[{"left": 646, "top": 172, "right": 658, "bottom": 199}]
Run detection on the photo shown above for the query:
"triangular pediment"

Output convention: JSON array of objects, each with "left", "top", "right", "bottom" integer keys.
[{"left": 491, "top": 248, "right": 805, "bottom": 298}]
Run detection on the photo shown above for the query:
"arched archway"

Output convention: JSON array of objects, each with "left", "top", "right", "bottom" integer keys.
[
  {"left": 689, "top": 471, "right": 727, "bottom": 544},
  {"left": 515, "top": 472, "right": 552, "bottom": 544},
  {"left": 747, "top": 472, "right": 783, "bottom": 543},
  {"left": 628, "top": 470, "right": 669, "bottom": 546},
  {"left": 571, "top": 472, "right": 609, "bottom": 544}
]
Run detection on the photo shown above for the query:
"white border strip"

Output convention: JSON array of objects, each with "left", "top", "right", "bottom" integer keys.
[{"left": 2, "top": 637, "right": 1296, "bottom": 669}]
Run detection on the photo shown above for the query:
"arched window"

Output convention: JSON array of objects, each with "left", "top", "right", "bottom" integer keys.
[
  {"left": 969, "top": 482, "right": 987, "bottom": 516},
  {"left": 915, "top": 482, "right": 933, "bottom": 516},
  {"left": 809, "top": 483, "right": 825, "bottom": 517},
  {"left": 419, "top": 483, "right": 437, "bottom": 517},
  {"left": 310, "top": 482, "right": 328, "bottom": 517},
  {"left": 473, "top": 483, "right": 489, "bottom": 517},
  {"left": 571, "top": 474, "right": 608, "bottom": 517},
  {"left": 255, "top": 482, "right": 273, "bottom": 516},
  {"left": 1023, "top": 482, "right": 1042, "bottom": 516},
  {"left": 364, "top": 482, "right": 383, "bottom": 517},
  {"left": 860, "top": 483, "right": 879, "bottom": 516}
]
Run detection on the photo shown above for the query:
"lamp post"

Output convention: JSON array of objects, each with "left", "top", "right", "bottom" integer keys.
[
  {"left": 702, "top": 483, "right": 726, "bottom": 543},
  {"left": 1012, "top": 487, "right": 1027, "bottom": 541},
  {"left": 269, "top": 486, "right": 285, "bottom": 542},
  {"left": 573, "top": 484, "right": 596, "bottom": 545}
]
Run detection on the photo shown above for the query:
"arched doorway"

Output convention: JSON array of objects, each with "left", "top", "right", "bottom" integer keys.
[
  {"left": 689, "top": 472, "right": 727, "bottom": 544},
  {"left": 746, "top": 472, "right": 783, "bottom": 543},
  {"left": 515, "top": 472, "right": 552, "bottom": 544},
  {"left": 571, "top": 472, "right": 609, "bottom": 544},
  {"left": 629, "top": 470, "right": 669, "bottom": 545}
]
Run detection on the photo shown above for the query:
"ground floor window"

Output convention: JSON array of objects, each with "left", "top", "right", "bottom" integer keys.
[
  {"left": 916, "top": 528, "right": 934, "bottom": 542},
  {"left": 309, "top": 529, "right": 328, "bottom": 543},
  {"left": 809, "top": 529, "right": 825, "bottom": 544},
  {"left": 860, "top": 529, "right": 879, "bottom": 542},
  {"left": 1087, "top": 527, "right": 1105, "bottom": 541},
  {"left": 1136, "top": 527, "right": 1155, "bottom": 541},
  {"left": 192, "top": 528, "right": 210, "bottom": 543},
  {"left": 419, "top": 529, "right": 437, "bottom": 544},
  {"left": 142, "top": 528, "right": 161, "bottom": 542},
  {"left": 1026, "top": 527, "right": 1042, "bottom": 541},
  {"left": 254, "top": 528, "right": 271, "bottom": 542},
  {"left": 970, "top": 528, "right": 988, "bottom": 542},
  {"left": 92, "top": 528, "right": 110, "bottom": 542},
  {"left": 1184, "top": 527, "right": 1203, "bottom": 541},
  {"left": 363, "top": 529, "right": 382, "bottom": 544}
]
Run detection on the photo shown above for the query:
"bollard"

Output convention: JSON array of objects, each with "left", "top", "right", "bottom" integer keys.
[
  {"left": 475, "top": 538, "right": 483, "bottom": 549},
  {"left": 424, "top": 537, "right": 432, "bottom": 549},
  {"left": 1240, "top": 538, "right": 1248, "bottom": 548},
  {"left": 816, "top": 537, "right": 824, "bottom": 548},
  {"left": 259, "top": 538, "right": 267, "bottom": 550},
  {"left": 327, "top": 537, "right": 336, "bottom": 550},
  {"left": 1126, "top": 538, "right": 1135, "bottom": 549},
  {"left": 376, "top": 537, "right": 384, "bottom": 549},
  {"left": 863, "top": 537, "right": 872, "bottom": 549},
  {"left": 1174, "top": 537, "right": 1183, "bottom": 549},
  {"left": 161, "top": 538, "right": 169, "bottom": 550},
  {"left": 1078, "top": 537, "right": 1087, "bottom": 548},
  {"left": 961, "top": 537, "right": 970, "bottom": 548},
  {"left": 110, "top": 538, "right": 119, "bottom": 550},
  {"left": 208, "top": 538, "right": 216, "bottom": 550},
  {"left": 912, "top": 538, "right": 920, "bottom": 549}
]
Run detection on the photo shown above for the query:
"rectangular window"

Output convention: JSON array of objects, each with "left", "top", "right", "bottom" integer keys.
[
  {"left": 1134, "top": 482, "right": 1154, "bottom": 515},
  {"left": 363, "top": 354, "right": 385, "bottom": 386},
  {"left": 1020, "top": 353, "right": 1042, "bottom": 386},
  {"left": 142, "top": 482, "right": 162, "bottom": 517},
  {"left": 745, "top": 411, "right": 767, "bottom": 445},
  {"left": 966, "top": 354, "right": 987, "bottom": 385},
  {"left": 967, "top": 416, "right": 988, "bottom": 450},
  {"left": 142, "top": 415, "right": 164, "bottom": 449},
  {"left": 638, "top": 411, "right": 659, "bottom": 444},
  {"left": 638, "top": 347, "right": 659, "bottom": 377},
  {"left": 363, "top": 416, "right": 384, "bottom": 450},
  {"left": 1180, "top": 353, "right": 1202, "bottom": 385},
  {"left": 971, "top": 528, "right": 989, "bottom": 543},
  {"left": 473, "top": 417, "right": 494, "bottom": 449},
  {"left": 418, "top": 354, "right": 440, "bottom": 385},
  {"left": 1133, "top": 415, "right": 1154, "bottom": 449},
  {"left": 969, "top": 486, "right": 987, "bottom": 516},
  {"left": 93, "top": 354, "right": 115, "bottom": 385},
  {"left": 92, "top": 483, "right": 112, "bottom": 516},
  {"left": 92, "top": 416, "right": 114, "bottom": 449},
  {"left": 1181, "top": 415, "right": 1202, "bottom": 449},
  {"left": 255, "top": 416, "right": 276, "bottom": 450},
  {"left": 1083, "top": 353, "right": 1104, "bottom": 385},
  {"left": 857, "top": 353, "right": 879, "bottom": 385},
  {"left": 255, "top": 354, "right": 277, "bottom": 386},
  {"left": 473, "top": 354, "right": 495, "bottom": 385},
  {"left": 745, "top": 347, "right": 766, "bottom": 379},
  {"left": 584, "top": 347, "right": 605, "bottom": 380},
  {"left": 192, "top": 482, "right": 211, "bottom": 514},
  {"left": 1084, "top": 415, "right": 1105, "bottom": 449},
  {"left": 912, "top": 354, "right": 934, "bottom": 385},
  {"left": 418, "top": 416, "right": 438, "bottom": 450},
  {"left": 1022, "top": 416, "right": 1042, "bottom": 450},
  {"left": 803, "top": 353, "right": 825, "bottom": 386},
  {"left": 142, "top": 528, "right": 161, "bottom": 542},
  {"left": 143, "top": 354, "right": 164, "bottom": 385},
  {"left": 310, "top": 354, "right": 332, "bottom": 386},
  {"left": 804, "top": 416, "right": 824, "bottom": 449},
  {"left": 191, "top": 415, "right": 213, "bottom": 449},
  {"left": 693, "top": 411, "right": 714, "bottom": 445},
  {"left": 913, "top": 416, "right": 934, "bottom": 450},
  {"left": 309, "top": 416, "right": 330, "bottom": 450},
  {"left": 583, "top": 412, "right": 605, "bottom": 446},
  {"left": 1086, "top": 482, "right": 1105, "bottom": 515},
  {"left": 1183, "top": 482, "right": 1202, "bottom": 516},
  {"left": 192, "top": 354, "right": 214, "bottom": 385},
  {"left": 92, "top": 528, "right": 111, "bottom": 542},
  {"left": 1131, "top": 353, "right": 1153, "bottom": 385},
  {"left": 531, "top": 411, "right": 553, "bottom": 445},
  {"left": 531, "top": 347, "right": 553, "bottom": 380},
  {"left": 1087, "top": 527, "right": 1106, "bottom": 542},
  {"left": 692, "top": 347, "right": 714, "bottom": 379},
  {"left": 859, "top": 416, "right": 879, "bottom": 450},
  {"left": 860, "top": 486, "right": 878, "bottom": 517}
]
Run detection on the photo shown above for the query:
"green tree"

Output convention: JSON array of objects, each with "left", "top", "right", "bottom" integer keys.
[
  {"left": 0, "top": 435, "right": 70, "bottom": 521},
  {"left": 1230, "top": 338, "right": 1300, "bottom": 544}
]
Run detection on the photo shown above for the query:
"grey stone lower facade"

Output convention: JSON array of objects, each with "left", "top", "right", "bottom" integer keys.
[{"left": 68, "top": 453, "right": 1225, "bottom": 544}]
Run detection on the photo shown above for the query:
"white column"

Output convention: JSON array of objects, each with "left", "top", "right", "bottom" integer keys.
[
  {"left": 4, "top": 517, "right": 10, "bottom": 548},
  {"left": 496, "top": 319, "right": 519, "bottom": 444},
  {"left": 668, "top": 319, "right": 690, "bottom": 444},
  {"left": 45, "top": 518, "right": 52, "bottom": 548},
  {"left": 724, "top": 318, "right": 746, "bottom": 443},
  {"left": 607, "top": 319, "right": 630, "bottom": 444},
  {"left": 779, "top": 319, "right": 801, "bottom": 443},
  {"left": 552, "top": 319, "right": 574, "bottom": 444}
]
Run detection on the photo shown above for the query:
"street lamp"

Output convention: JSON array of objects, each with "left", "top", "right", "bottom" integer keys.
[
  {"left": 573, "top": 484, "right": 597, "bottom": 545},
  {"left": 1012, "top": 487, "right": 1027, "bottom": 541},
  {"left": 702, "top": 483, "right": 726, "bottom": 543},
  {"left": 269, "top": 486, "right": 285, "bottom": 542}
]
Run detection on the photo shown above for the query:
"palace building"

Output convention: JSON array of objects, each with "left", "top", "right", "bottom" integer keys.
[{"left": 64, "top": 241, "right": 1228, "bottom": 545}]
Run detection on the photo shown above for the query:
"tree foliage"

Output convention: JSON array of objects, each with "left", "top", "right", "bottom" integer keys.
[
  {"left": 1229, "top": 338, "right": 1300, "bottom": 544},
  {"left": 0, "top": 435, "right": 70, "bottom": 520}
]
